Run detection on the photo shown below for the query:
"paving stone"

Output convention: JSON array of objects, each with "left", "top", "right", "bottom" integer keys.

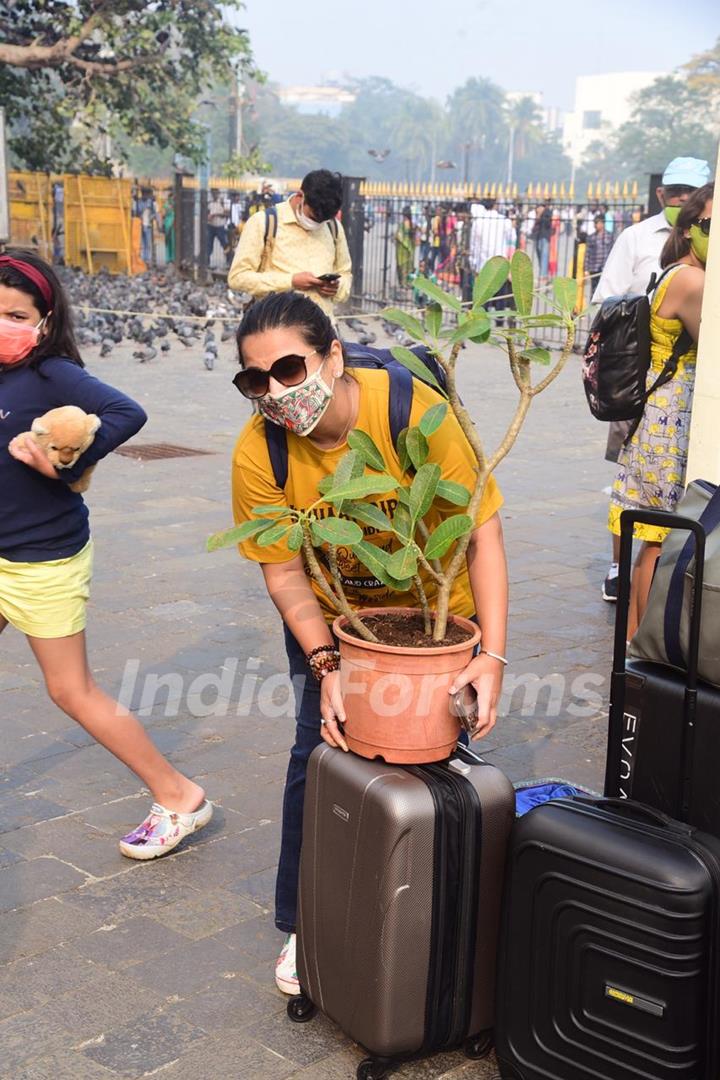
[
  {"left": 126, "top": 934, "right": 242, "bottom": 996},
  {"left": 0, "top": 942, "right": 98, "bottom": 1020},
  {"left": 9, "top": 1050, "right": 117, "bottom": 1080},
  {"left": 81, "top": 1009, "right": 209, "bottom": 1077},
  {"left": 156, "top": 884, "right": 263, "bottom": 939},
  {"left": 0, "top": 856, "right": 88, "bottom": 912},
  {"left": 3, "top": 816, "right": 129, "bottom": 879},
  {"left": 242, "top": 1005, "right": 350, "bottom": 1067},
  {"left": 0, "top": 897, "right": 102, "bottom": 965},
  {"left": 74, "top": 915, "right": 192, "bottom": 970},
  {"left": 156, "top": 1030, "right": 297, "bottom": 1080},
  {"left": 168, "top": 972, "right": 285, "bottom": 1032}
]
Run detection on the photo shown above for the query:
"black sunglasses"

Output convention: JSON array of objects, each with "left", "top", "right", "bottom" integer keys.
[
  {"left": 233, "top": 349, "right": 318, "bottom": 400},
  {"left": 694, "top": 217, "right": 712, "bottom": 237}
]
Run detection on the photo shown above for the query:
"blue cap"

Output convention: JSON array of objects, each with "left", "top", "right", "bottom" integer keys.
[{"left": 662, "top": 157, "right": 712, "bottom": 188}]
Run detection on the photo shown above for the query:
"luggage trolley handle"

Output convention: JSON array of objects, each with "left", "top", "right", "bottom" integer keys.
[{"left": 605, "top": 509, "right": 707, "bottom": 818}]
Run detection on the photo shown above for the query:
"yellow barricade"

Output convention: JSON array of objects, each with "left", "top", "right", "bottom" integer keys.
[
  {"left": 8, "top": 172, "right": 54, "bottom": 261},
  {"left": 64, "top": 175, "right": 133, "bottom": 275}
]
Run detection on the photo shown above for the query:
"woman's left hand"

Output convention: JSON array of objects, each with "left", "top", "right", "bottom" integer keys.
[
  {"left": 8, "top": 435, "right": 60, "bottom": 480},
  {"left": 449, "top": 653, "right": 505, "bottom": 740}
]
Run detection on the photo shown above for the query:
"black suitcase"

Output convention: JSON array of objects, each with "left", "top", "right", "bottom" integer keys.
[
  {"left": 604, "top": 508, "right": 720, "bottom": 834},
  {"left": 494, "top": 794, "right": 720, "bottom": 1080},
  {"left": 288, "top": 742, "right": 515, "bottom": 1079}
]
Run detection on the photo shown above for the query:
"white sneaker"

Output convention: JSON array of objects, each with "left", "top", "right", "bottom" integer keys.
[{"left": 275, "top": 932, "right": 300, "bottom": 995}]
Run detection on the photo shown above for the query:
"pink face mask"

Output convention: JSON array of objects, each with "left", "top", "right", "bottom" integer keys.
[{"left": 0, "top": 316, "right": 46, "bottom": 365}]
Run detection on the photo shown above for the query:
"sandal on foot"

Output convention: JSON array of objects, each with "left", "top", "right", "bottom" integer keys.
[{"left": 119, "top": 799, "right": 213, "bottom": 860}]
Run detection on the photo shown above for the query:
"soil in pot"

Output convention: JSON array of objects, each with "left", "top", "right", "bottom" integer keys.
[{"left": 345, "top": 611, "right": 474, "bottom": 649}]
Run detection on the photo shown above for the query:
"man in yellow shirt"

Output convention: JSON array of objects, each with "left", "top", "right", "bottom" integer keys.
[{"left": 228, "top": 169, "right": 353, "bottom": 317}]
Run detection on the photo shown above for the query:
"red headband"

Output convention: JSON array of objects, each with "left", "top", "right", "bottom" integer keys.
[{"left": 0, "top": 255, "right": 54, "bottom": 308}]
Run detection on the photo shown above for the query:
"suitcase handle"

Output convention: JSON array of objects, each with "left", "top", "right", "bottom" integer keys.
[{"left": 574, "top": 795, "right": 694, "bottom": 836}]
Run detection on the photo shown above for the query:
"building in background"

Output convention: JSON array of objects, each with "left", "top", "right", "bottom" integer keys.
[
  {"left": 276, "top": 86, "right": 356, "bottom": 117},
  {"left": 563, "top": 71, "right": 666, "bottom": 168}
]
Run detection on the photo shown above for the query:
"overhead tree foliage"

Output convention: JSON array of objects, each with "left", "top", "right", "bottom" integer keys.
[
  {"left": 0, "top": 0, "right": 258, "bottom": 172},
  {"left": 580, "top": 74, "right": 719, "bottom": 185}
]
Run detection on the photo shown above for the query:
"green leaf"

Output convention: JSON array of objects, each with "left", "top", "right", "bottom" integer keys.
[
  {"left": 436, "top": 480, "right": 471, "bottom": 506},
  {"left": 409, "top": 463, "right": 441, "bottom": 521},
  {"left": 324, "top": 474, "right": 398, "bottom": 503},
  {"left": 351, "top": 540, "right": 395, "bottom": 587},
  {"left": 390, "top": 346, "right": 443, "bottom": 391},
  {"left": 397, "top": 428, "right": 411, "bottom": 473},
  {"left": 381, "top": 307, "right": 426, "bottom": 340},
  {"left": 396, "top": 485, "right": 411, "bottom": 506},
  {"left": 552, "top": 276, "right": 577, "bottom": 315},
  {"left": 393, "top": 503, "right": 413, "bottom": 540},
  {"left": 207, "top": 519, "right": 269, "bottom": 551},
  {"left": 256, "top": 522, "right": 292, "bottom": 547},
  {"left": 472, "top": 255, "right": 510, "bottom": 307},
  {"left": 520, "top": 346, "right": 552, "bottom": 366},
  {"left": 312, "top": 518, "right": 364, "bottom": 545},
  {"left": 424, "top": 514, "right": 474, "bottom": 559},
  {"left": 351, "top": 540, "right": 412, "bottom": 592},
  {"left": 425, "top": 302, "right": 443, "bottom": 338},
  {"left": 409, "top": 276, "right": 462, "bottom": 312},
  {"left": 347, "top": 430, "right": 386, "bottom": 472},
  {"left": 449, "top": 312, "right": 491, "bottom": 345},
  {"left": 406, "top": 428, "right": 429, "bottom": 470},
  {"left": 418, "top": 402, "right": 448, "bottom": 438},
  {"left": 287, "top": 523, "right": 304, "bottom": 552},
  {"left": 342, "top": 501, "right": 394, "bottom": 533},
  {"left": 510, "top": 250, "right": 534, "bottom": 316},
  {"left": 333, "top": 448, "right": 364, "bottom": 486},
  {"left": 386, "top": 544, "right": 419, "bottom": 580},
  {"left": 317, "top": 475, "right": 335, "bottom": 495},
  {"left": 250, "top": 504, "right": 289, "bottom": 517}
]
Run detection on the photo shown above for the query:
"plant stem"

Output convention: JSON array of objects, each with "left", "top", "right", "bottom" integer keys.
[
  {"left": 416, "top": 518, "right": 443, "bottom": 576},
  {"left": 413, "top": 575, "right": 432, "bottom": 636},
  {"left": 301, "top": 526, "right": 379, "bottom": 643}
]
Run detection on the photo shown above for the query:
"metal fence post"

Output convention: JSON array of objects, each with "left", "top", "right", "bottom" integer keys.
[{"left": 341, "top": 175, "right": 365, "bottom": 306}]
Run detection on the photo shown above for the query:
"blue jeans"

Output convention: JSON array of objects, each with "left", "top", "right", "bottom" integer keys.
[
  {"left": 536, "top": 236, "right": 550, "bottom": 279},
  {"left": 275, "top": 626, "right": 324, "bottom": 933},
  {"left": 274, "top": 620, "right": 474, "bottom": 934}
]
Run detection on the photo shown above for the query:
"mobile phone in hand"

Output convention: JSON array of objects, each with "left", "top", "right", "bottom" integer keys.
[{"left": 318, "top": 273, "right": 340, "bottom": 283}]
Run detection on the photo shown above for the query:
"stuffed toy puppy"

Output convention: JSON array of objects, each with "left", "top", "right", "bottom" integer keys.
[{"left": 17, "top": 405, "right": 101, "bottom": 493}]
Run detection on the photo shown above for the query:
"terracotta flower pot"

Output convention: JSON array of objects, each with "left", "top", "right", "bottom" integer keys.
[{"left": 332, "top": 607, "right": 481, "bottom": 764}]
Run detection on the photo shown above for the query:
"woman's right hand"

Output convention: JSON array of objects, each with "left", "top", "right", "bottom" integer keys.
[{"left": 319, "top": 670, "right": 348, "bottom": 752}]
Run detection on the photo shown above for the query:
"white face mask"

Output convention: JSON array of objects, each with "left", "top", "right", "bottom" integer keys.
[{"left": 295, "top": 197, "right": 324, "bottom": 232}]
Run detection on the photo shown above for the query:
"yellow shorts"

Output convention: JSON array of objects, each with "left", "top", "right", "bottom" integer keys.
[{"left": 0, "top": 540, "right": 93, "bottom": 639}]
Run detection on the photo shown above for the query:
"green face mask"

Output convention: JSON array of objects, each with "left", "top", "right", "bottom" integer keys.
[
  {"left": 689, "top": 224, "right": 709, "bottom": 264},
  {"left": 664, "top": 205, "right": 682, "bottom": 226}
]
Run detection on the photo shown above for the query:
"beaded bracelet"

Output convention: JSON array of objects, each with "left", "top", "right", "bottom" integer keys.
[
  {"left": 308, "top": 649, "right": 341, "bottom": 682},
  {"left": 307, "top": 644, "right": 337, "bottom": 662}
]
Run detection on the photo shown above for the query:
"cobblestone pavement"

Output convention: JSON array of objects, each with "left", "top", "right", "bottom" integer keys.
[{"left": 0, "top": 322, "right": 617, "bottom": 1079}]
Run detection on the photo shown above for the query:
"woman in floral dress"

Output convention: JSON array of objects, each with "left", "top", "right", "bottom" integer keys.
[{"left": 608, "top": 182, "right": 713, "bottom": 638}]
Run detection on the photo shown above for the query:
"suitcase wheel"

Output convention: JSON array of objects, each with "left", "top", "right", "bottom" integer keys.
[
  {"left": 356, "top": 1058, "right": 393, "bottom": 1080},
  {"left": 286, "top": 992, "right": 316, "bottom": 1023},
  {"left": 463, "top": 1029, "right": 493, "bottom": 1059}
]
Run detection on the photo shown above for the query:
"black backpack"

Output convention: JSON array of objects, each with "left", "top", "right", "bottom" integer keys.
[
  {"left": 582, "top": 266, "right": 692, "bottom": 423},
  {"left": 264, "top": 342, "right": 447, "bottom": 489}
]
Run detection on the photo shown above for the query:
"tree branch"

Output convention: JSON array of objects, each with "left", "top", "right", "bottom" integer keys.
[{"left": 300, "top": 526, "right": 379, "bottom": 643}]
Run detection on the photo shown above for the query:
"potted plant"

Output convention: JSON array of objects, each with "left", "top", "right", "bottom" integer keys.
[{"left": 209, "top": 251, "right": 577, "bottom": 762}]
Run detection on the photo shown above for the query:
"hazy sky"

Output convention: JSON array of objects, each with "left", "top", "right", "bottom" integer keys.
[{"left": 240, "top": 0, "right": 719, "bottom": 109}]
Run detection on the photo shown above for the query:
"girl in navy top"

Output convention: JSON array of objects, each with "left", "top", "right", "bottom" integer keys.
[{"left": 0, "top": 250, "right": 212, "bottom": 858}]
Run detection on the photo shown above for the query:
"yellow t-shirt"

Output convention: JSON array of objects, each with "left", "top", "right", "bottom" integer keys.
[{"left": 231, "top": 368, "right": 503, "bottom": 622}]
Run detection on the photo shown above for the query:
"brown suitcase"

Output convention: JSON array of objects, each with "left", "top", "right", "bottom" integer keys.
[{"left": 287, "top": 743, "right": 515, "bottom": 1079}]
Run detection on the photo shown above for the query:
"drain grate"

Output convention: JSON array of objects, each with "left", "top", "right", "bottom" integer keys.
[{"left": 114, "top": 442, "right": 215, "bottom": 461}]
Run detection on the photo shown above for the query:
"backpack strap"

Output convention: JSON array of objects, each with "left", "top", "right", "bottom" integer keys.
[
  {"left": 264, "top": 205, "right": 278, "bottom": 242},
  {"left": 265, "top": 419, "right": 289, "bottom": 490},
  {"left": 327, "top": 218, "right": 339, "bottom": 242}
]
